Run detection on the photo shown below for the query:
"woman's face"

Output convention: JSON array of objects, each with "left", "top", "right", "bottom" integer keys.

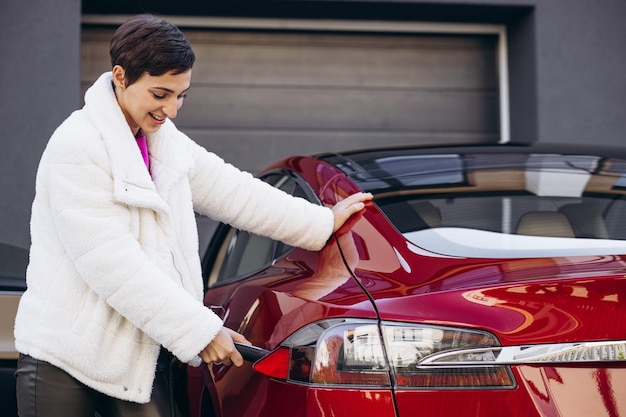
[{"left": 112, "top": 65, "right": 191, "bottom": 135}]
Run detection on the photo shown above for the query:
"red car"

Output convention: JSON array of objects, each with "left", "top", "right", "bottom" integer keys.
[{"left": 176, "top": 143, "right": 626, "bottom": 417}]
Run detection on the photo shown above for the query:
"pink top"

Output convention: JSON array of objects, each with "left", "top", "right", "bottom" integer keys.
[{"left": 135, "top": 131, "right": 150, "bottom": 172}]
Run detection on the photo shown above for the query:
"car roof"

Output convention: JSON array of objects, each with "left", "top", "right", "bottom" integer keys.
[
  {"left": 315, "top": 143, "right": 626, "bottom": 194},
  {"left": 317, "top": 142, "right": 626, "bottom": 162}
]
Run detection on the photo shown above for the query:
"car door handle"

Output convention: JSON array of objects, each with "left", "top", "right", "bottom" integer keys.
[{"left": 209, "top": 305, "right": 226, "bottom": 319}]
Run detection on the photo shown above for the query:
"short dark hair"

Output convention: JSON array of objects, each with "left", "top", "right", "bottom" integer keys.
[{"left": 109, "top": 14, "right": 195, "bottom": 86}]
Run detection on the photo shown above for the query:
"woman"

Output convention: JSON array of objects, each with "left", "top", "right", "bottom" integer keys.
[{"left": 14, "top": 14, "right": 371, "bottom": 417}]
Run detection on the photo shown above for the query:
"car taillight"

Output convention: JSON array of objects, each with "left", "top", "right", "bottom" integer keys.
[{"left": 253, "top": 319, "right": 515, "bottom": 389}]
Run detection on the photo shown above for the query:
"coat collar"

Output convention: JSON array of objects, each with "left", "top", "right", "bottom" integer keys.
[{"left": 83, "top": 72, "right": 192, "bottom": 214}]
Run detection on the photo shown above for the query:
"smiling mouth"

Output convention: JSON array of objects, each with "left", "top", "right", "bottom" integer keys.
[{"left": 150, "top": 113, "right": 165, "bottom": 121}]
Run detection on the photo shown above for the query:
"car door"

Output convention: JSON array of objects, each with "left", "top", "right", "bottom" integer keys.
[
  {"left": 184, "top": 171, "right": 376, "bottom": 417},
  {"left": 190, "top": 172, "right": 326, "bottom": 416}
]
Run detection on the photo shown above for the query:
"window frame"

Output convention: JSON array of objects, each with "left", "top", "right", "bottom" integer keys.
[{"left": 202, "top": 169, "right": 321, "bottom": 289}]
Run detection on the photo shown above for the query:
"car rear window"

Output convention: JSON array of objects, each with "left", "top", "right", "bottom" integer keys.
[
  {"left": 323, "top": 148, "right": 626, "bottom": 258},
  {"left": 377, "top": 193, "right": 626, "bottom": 258}
]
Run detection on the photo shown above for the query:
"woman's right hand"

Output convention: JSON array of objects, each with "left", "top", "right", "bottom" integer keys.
[
  {"left": 331, "top": 192, "right": 373, "bottom": 232},
  {"left": 199, "top": 327, "right": 250, "bottom": 367}
]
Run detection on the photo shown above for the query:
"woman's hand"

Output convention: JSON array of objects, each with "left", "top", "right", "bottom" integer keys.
[
  {"left": 331, "top": 192, "right": 373, "bottom": 232},
  {"left": 199, "top": 327, "right": 251, "bottom": 367}
]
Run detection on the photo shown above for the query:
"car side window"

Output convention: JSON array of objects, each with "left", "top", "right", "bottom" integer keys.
[
  {"left": 0, "top": 243, "right": 28, "bottom": 292},
  {"left": 206, "top": 172, "right": 316, "bottom": 287}
]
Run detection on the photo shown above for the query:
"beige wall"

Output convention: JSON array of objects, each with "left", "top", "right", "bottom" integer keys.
[{"left": 82, "top": 23, "right": 500, "bottom": 173}]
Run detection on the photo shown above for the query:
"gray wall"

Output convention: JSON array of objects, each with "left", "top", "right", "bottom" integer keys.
[
  {"left": 534, "top": 0, "right": 626, "bottom": 145},
  {"left": 1, "top": 0, "right": 625, "bottom": 249},
  {"left": 1, "top": 0, "right": 82, "bottom": 249}
]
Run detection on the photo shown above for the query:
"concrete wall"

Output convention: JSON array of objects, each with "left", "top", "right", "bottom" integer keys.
[
  {"left": 533, "top": 0, "right": 626, "bottom": 146},
  {"left": 1, "top": 0, "right": 625, "bottom": 249},
  {"left": 0, "top": 0, "right": 82, "bottom": 249}
]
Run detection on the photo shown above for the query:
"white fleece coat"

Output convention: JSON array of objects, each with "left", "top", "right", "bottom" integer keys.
[{"left": 14, "top": 72, "right": 334, "bottom": 403}]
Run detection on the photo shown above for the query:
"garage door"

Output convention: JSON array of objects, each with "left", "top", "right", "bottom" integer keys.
[{"left": 82, "top": 22, "right": 500, "bottom": 173}]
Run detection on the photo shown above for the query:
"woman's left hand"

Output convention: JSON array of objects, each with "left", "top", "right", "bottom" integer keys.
[{"left": 331, "top": 192, "right": 373, "bottom": 232}]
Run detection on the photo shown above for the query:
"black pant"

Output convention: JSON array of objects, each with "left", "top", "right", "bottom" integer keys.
[{"left": 15, "top": 353, "right": 177, "bottom": 417}]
